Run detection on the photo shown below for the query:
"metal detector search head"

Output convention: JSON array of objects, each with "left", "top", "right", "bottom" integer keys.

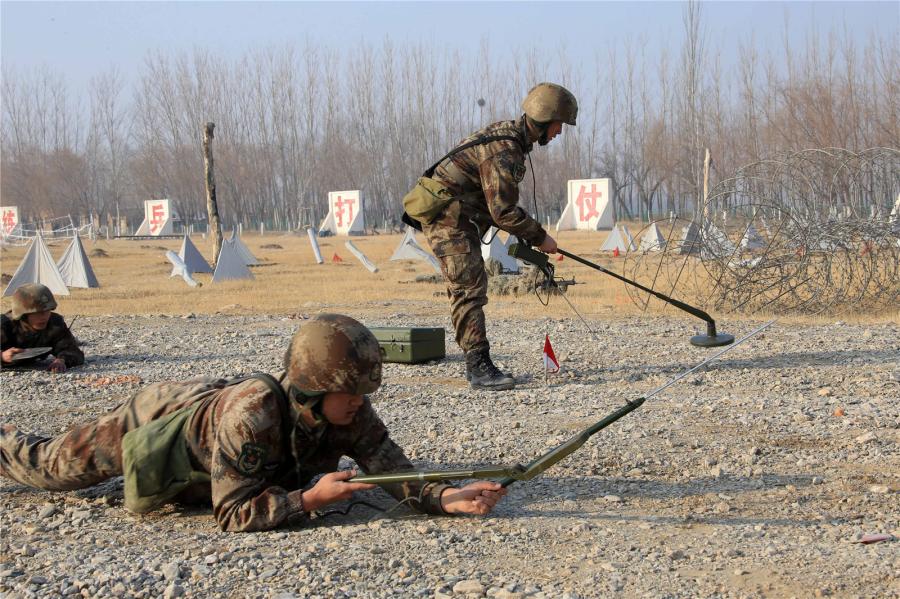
[{"left": 508, "top": 243, "right": 734, "bottom": 347}]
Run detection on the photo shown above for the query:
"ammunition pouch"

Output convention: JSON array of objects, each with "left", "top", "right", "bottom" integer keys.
[
  {"left": 121, "top": 402, "right": 208, "bottom": 514},
  {"left": 402, "top": 177, "right": 456, "bottom": 226},
  {"left": 402, "top": 133, "right": 525, "bottom": 232}
]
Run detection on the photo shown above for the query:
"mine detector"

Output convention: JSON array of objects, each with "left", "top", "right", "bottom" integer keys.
[{"left": 352, "top": 298, "right": 773, "bottom": 488}]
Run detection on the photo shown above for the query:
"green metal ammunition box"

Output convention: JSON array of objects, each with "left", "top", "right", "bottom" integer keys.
[{"left": 369, "top": 327, "right": 446, "bottom": 364}]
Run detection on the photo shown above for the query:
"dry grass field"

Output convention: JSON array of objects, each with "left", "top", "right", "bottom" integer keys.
[{"left": 1, "top": 227, "right": 897, "bottom": 325}]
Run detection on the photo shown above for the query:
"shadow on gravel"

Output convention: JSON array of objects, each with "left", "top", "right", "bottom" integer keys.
[
  {"left": 507, "top": 473, "right": 814, "bottom": 501},
  {"left": 602, "top": 348, "right": 900, "bottom": 378},
  {"left": 513, "top": 510, "right": 823, "bottom": 528}
]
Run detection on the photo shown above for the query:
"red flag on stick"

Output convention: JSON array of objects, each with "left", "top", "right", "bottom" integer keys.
[
  {"left": 613, "top": 247, "right": 620, "bottom": 257},
  {"left": 543, "top": 335, "right": 560, "bottom": 373},
  {"left": 556, "top": 254, "right": 564, "bottom": 262},
  {"left": 332, "top": 253, "right": 343, "bottom": 263}
]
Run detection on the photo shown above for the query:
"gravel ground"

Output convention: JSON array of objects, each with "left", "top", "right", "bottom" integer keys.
[{"left": 1, "top": 312, "right": 898, "bottom": 599}]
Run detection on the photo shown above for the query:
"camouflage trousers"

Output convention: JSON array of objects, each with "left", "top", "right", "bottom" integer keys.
[
  {"left": 423, "top": 202, "right": 490, "bottom": 353},
  {"left": 0, "top": 381, "right": 211, "bottom": 491}
]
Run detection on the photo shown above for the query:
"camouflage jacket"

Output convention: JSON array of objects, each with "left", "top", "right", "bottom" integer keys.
[
  {"left": 0, "top": 312, "right": 84, "bottom": 367},
  {"left": 105, "top": 374, "right": 449, "bottom": 532},
  {"left": 431, "top": 117, "right": 547, "bottom": 246}
]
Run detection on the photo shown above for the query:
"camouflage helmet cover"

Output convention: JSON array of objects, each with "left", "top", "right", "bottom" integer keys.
[
  {"left": 285, "top": 313, "right": 382, "bottom": 395},
  {"left": 11, "top": 284, "right": 57, "bottom": 320},
  {"left": 522, "top": 82, "right": 578, "bottom": 126}
]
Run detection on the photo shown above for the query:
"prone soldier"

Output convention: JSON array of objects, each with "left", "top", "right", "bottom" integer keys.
[
  {"left": 0, "top": 313, "right": 506, "bottom": 532},
  {"left": 1, "top": 283, "right": 84, "bottom": 373}
]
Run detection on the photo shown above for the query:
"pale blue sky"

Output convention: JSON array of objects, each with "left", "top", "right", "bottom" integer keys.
[{"left": 1, "top": 1, "right": 897, "bottom": 95}]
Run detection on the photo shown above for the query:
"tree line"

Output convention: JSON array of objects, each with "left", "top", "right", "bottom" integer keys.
[{"left": 2, "top": 5, "right": 897, "bottom": 233}]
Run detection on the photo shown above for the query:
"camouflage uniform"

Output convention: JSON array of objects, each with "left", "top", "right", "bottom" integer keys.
[
  {"left": 424, "top": 117, "right": 548, "bottom": 352},
  {"left": 1, "top": 283, "right": 83, "bottom": 368},
  {"left": 0, "top": 373, "right": 449, "bottom": 532}
]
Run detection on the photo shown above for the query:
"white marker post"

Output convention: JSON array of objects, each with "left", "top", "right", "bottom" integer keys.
[
  {"left": 307, "top": 228, "right": 324, "bottom": 264},
  {"left": 345, "top": 240, "right": 378, "bottom": 273}
]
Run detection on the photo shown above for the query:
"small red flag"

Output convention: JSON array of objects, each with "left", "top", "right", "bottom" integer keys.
[
  {"left": 556, "top": 254, "right": 564, "bottom": 261},
  {"left": 542, "top": 335, "right": 560, "bottom": 373},
  {"left": 332, "top": 253, "right": 343, "bottom": 262},
  {"left": 613, "top": 247, "right": 620, "bottom": 257}
]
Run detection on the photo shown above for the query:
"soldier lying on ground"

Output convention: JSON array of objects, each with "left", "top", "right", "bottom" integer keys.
[
  {"left": 0, "top": 313, "right": 506, "bottom": 532},
  {"left": 1, "top": 283, "right": 84, "bottom": 373}
]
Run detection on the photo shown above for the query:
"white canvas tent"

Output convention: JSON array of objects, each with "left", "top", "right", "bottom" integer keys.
[
  {"left": 319, "top": 190, "right": 365, "bottom": 235},
  {"left": 212, "top": 239, "right": 254, "bottom": 283},
  {"left": 56, "top": 235, "right": 99, "bottom": 288},
  {"left": 620, "top": 225, "right": 636, "bottom": 251},
  {"left": 166, "top": 251, "right": 201, "bottom": 287},
  {"left": 481, "top": 227, "right": 520, "bottom": 272},
  {"left": 228, "top": 230, "right": 259, "bottom": 266},
  {"left": 677, "top": 221, "right": 701, "bottom": 255},
  {"left": 739, "top": 223, "right": 765, "bottom": 250},
  {"left": 178, "top": 235, "right": 213, "bottom": 273},
  {"left": 3, "top": 233, "right": 69, "bottom": 296},
  {"left": 390, "top": 227, "right": 440, "bottom": 273},
  {"left": 638, "top": 222, "right": 666, "bottom": 252},
  {"left": 701, "top": 222, "right": 737, "bottom": 258},
  {"left": 600, "top": 225, "right": 635, "bottom": 253},
  {"left": 556, "top": 178, "right": 614, "bottom": 231}
]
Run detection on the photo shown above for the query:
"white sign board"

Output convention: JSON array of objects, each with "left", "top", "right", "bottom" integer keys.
[
  {"left": 556, "top": 179, "right": 614, "bottom": 231},
  {"left": 321, "top": 190, "right": 364, "bottom": 235},
  {"left": 136, "top": 199, "right": 173, "bottom": 236},
  {"left": 1, "top": 206, "right": 19, "bottom": 235}
]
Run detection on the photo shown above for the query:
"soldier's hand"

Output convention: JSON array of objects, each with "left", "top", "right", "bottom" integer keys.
[
  {"left": 440, "top": 481, "right": 507, "bottom": 515},
  {"left": 48, "top": 358, "right": 67, "bottom": 373},
  {"left": 1, "top": 347, "right": 23, "bottom": 363},
  {"left": 302, "top": 469, "right": 376, "bottom": 512},
  {"left": 538, "top": 234, "right": 558, "bottom": 254}
]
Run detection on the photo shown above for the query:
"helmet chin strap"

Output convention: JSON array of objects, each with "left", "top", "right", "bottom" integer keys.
[
  {"left": 289, "top": 385, "right": 326, "bottom": 428},
  {"left": 525, "top": 115, "right": 552, "bottom": 146}
]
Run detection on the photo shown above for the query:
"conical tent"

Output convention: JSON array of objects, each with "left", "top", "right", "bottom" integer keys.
[
  {"left": 212, "top": 239, "right": 254, "bottom": 283},
  {"left": 619, "top": 225, "right": 637, "bottom": 251},
  {"left": 3, "top": 233, "right": 69, "bottom": 296},
  {"left": 481, "top": 227, "right": 520, "bottom": 272},
  {"left": 229, "top": 231, "right": 259, "bottom": 266},
  {"left": 600, "top": 225, "right": 631, "bottom": 253},
  {"left": 701, "top": 221, "right": 736, "bottom": 258},
  {"left": 56, "top": 235, "right": 99, "bottom": 288},
  {"left": 390, "top": 227, "right": 440, "bottom": 273},
  {"left": 178, "top": 235, "right": 213, "bottom": 273},
  {"left": 739, "top": 223, "right": 765, "bottom": 250},
  {"left": 639, "top": 222, "right": 666, "bottom": 252},
  {"left": 677, "top": 221, "right": 701, "bottom": 255}
]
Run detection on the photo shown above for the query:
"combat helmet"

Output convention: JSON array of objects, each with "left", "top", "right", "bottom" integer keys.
[
  {"left": 522, "top": 82, "right": 578, "bottom": 126},
  {"left": 10, "top": 284, "right": 57, "bottom": 320},
  {"left": 284, "top": 313, "right": 382, "bottom": 396}
]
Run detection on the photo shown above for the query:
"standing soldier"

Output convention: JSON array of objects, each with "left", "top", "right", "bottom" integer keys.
[
  {"left": 1, "top": 283, "right": 83, "bottom": 372},
  {"left": 1, "top": 314, "right": 506, "bottom": 532},
  {"left": 402, "top": 83, "right": 577, "bottom": 390}
]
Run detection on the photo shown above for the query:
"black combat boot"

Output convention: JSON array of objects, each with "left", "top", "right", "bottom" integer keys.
[{"left": 465, "top": 348, "right": 515, "bottom": 391}]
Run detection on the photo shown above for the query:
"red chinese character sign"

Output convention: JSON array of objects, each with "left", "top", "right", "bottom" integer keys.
[
  {"left": 0, "top": 206, "right": 19, "bottom": 236},
  {"left": 319, "top": 190, "right": 364, "bottom": 236},
  {"left": 556, "top": 178, "right": 614, "bottom": 231},
  {"left": 135, "top": 199, "right": 173, "bottom": 236}
]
